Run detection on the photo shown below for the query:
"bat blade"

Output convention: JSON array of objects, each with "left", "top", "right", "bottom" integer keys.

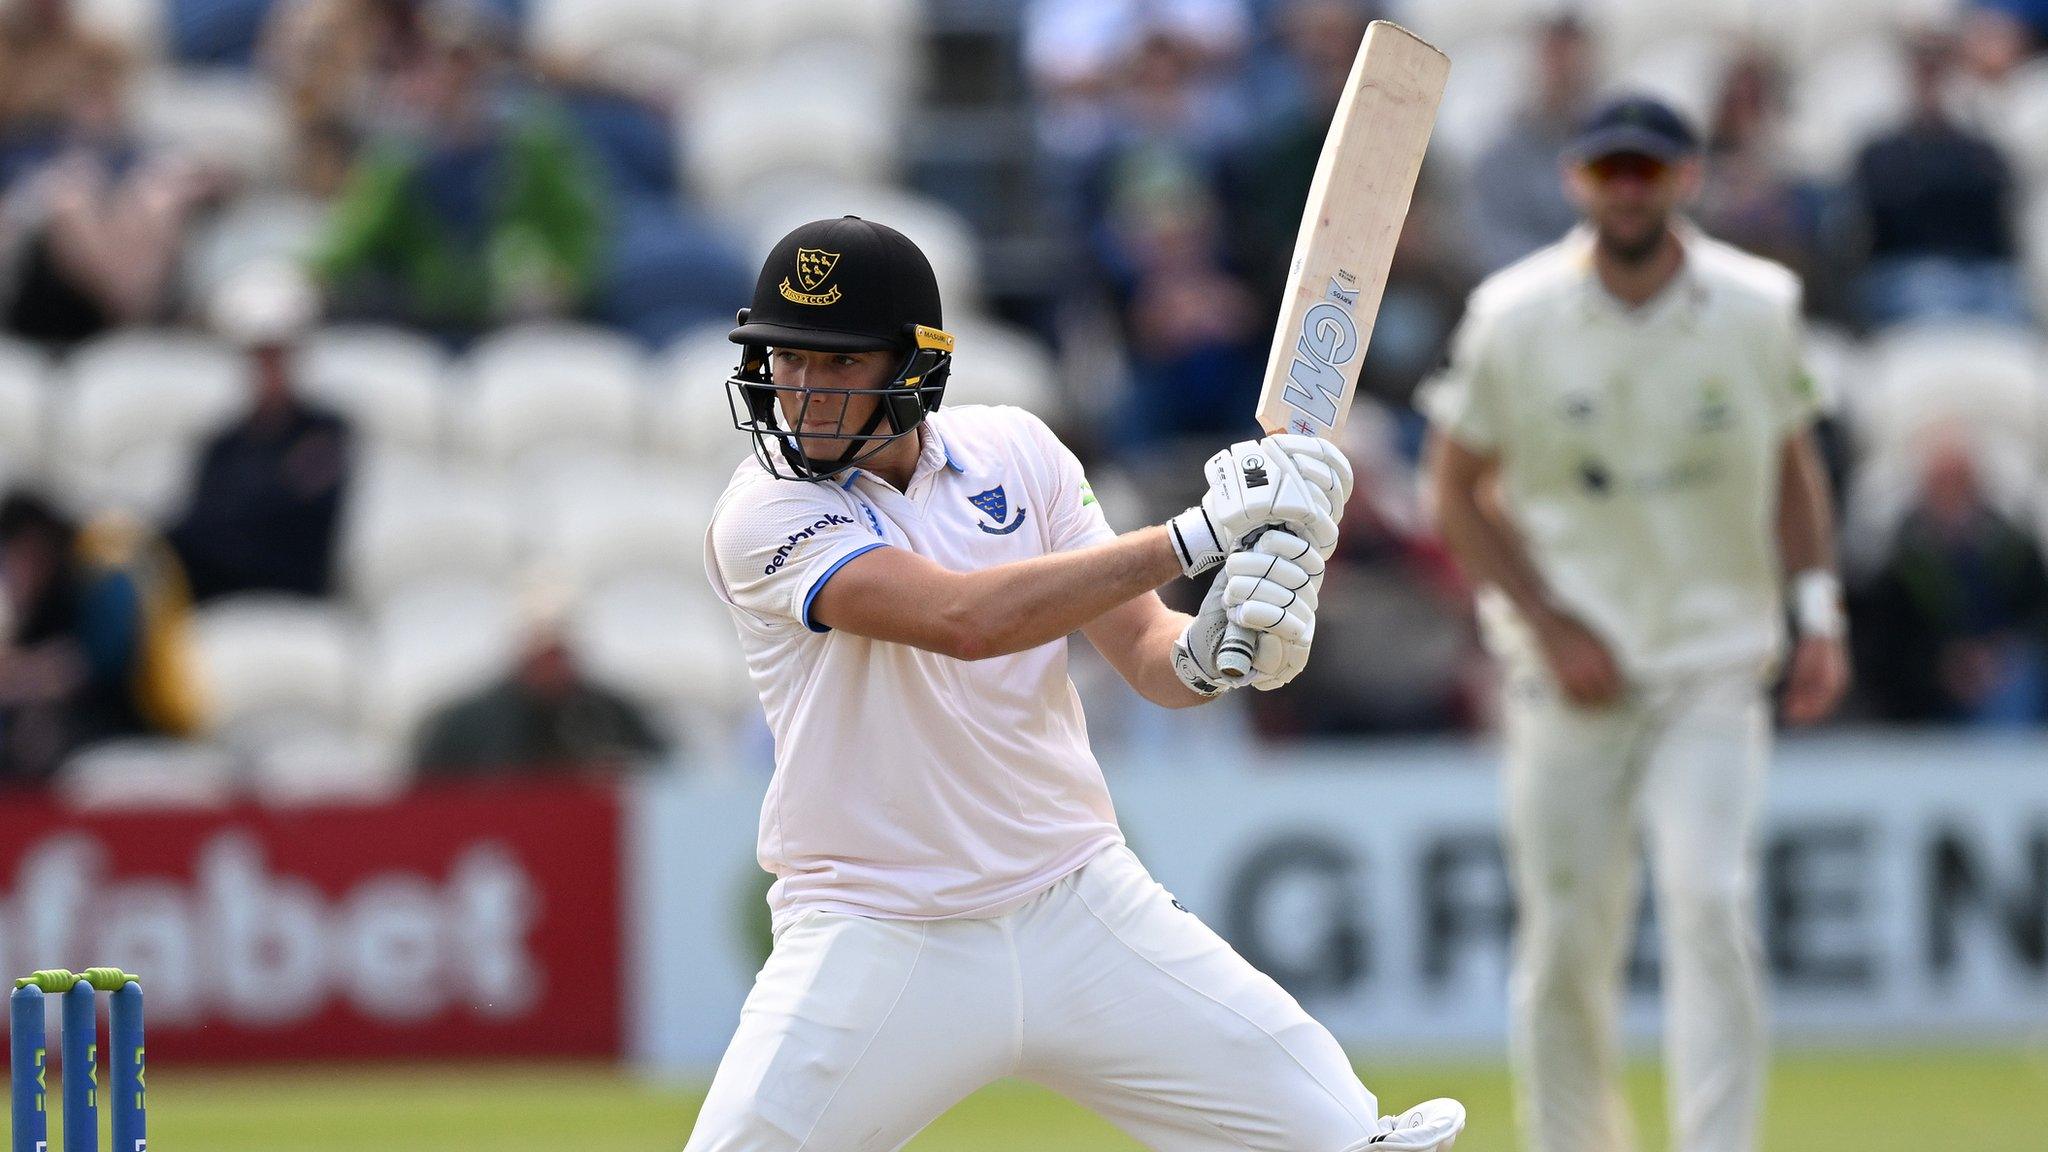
[
  {"left": 1254, "top": 20, "right": 1449, "bottom": 441},
  {"left": 1218, "top": 21, "right": 1447, "bottom": 682}
]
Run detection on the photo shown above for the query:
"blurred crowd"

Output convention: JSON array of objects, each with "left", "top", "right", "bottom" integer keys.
[{"left": 2, "top": 0, "right": 2047, "bottom": 798}]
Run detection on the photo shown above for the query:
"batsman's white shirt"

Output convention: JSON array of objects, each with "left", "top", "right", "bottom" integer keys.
[
  {"left": 705, "top": 404, "right": 1124, "bottom": 933},
  {"left": 1422, "top": 224, "right": 1819, "bottom": 680}
]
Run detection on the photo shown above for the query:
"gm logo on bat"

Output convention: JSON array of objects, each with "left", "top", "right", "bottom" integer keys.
[{"left": 1280, "top": 274, "right": 1361, "bottom": 436}]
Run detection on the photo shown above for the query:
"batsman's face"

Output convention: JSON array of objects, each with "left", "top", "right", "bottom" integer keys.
[
  {"left": 769, "top": 348, "right": 892, "bottom": 455},
  {"left": 1567, "top": 152, "right": 1701, "bottom": 261}
]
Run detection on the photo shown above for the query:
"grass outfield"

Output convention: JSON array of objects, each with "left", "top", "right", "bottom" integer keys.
[{"left": 33, "top": 1048, "right": 2044, "bottom": 1150}]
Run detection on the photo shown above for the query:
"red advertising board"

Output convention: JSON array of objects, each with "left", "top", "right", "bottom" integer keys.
[{"left": 0, "top": 781, "right": 623, "bottom": 1061}]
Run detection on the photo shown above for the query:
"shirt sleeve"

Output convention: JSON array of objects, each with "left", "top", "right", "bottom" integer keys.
[
  {"left": 706, "top": 479, "right": 887, "bottom": 633},
  {"left": 1768, "top": 293, "right": 1823, "bottom": 437},
  {"left": 1018, "top": 411, "right": 1116, "bottom": 553},
  {"left": 1418, "top": 302, "right": 1506, "bottom": 452}
]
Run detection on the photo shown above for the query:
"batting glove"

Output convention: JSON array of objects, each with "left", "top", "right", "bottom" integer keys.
[
  {"left": 1166, "top": 436, "right": 1338, "bottom": 577},
  {"left": 1173, "top": 531, "right": 1322, "bottom": 696},
  {"left": 1269, "top": 433, "right": 1354, "bottom": 533},
  {"left": 1353, "top": 1098, "right": 1466, "bottom": 1152}
]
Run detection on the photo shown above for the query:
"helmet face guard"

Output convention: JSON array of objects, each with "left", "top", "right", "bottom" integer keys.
[{"left": 727, "top": 323, "right": 954, "bottom": 482}]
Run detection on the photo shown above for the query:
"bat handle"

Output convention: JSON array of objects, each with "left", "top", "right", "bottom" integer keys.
[{"left": 1217, "top": 622, "right": 1258, "bottom": 680}]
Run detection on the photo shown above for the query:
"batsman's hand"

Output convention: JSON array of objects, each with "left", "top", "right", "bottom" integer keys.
[
  {"left": 1167, "top": 436, "right": 1339, "bottom": 577},
  {"left": 1269, "top": 433, "right": 1354, "bottom": 530},
  {"left": 1173, "top": 531, "right": 1321, "bottom": 696}
]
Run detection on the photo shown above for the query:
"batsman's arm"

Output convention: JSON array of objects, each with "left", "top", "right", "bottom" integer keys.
[
  {"left": 808, "top": 526, "right": 1189, "bottom": 664},
  {"left": 1082, "top": 594, "right": 1211, "bottom": 709}
]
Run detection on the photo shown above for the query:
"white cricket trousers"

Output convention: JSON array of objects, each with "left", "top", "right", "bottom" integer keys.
[
  {"left": 684, "top": 843, "right": 1386, "bottom": 1152},
  {"left": 1503, "top": 667, "right": 1769, "bottom": 1152}
]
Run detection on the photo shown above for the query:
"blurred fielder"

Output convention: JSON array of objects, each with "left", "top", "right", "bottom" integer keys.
[
  {"left": 1425, "top": 97, "right": 1851, "bottom": 1152},
  {"left": 695, "top": 215, "right": 1464, "bottom": 1152}
]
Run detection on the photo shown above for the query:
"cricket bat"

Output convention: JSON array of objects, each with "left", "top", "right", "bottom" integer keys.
[{"left": 1217, "top": 20, "right": 1449, "bottom": 680}]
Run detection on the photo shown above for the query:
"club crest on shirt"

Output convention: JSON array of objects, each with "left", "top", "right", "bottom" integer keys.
[{"left": 969, "top": 486, "right": 1029, "bottom": 535}]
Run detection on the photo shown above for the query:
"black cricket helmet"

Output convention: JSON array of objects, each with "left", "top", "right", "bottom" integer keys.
[{"left": 727, "top": 216, "right": 953, "bottom": 481}]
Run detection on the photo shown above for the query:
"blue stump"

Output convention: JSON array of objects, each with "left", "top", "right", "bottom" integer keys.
[
  {"left": 107, "top": 984, "right": 143, "bottom": 1152},
  {"left": 10, "top": 985, "right": 47, "bottom": 1152},
  {"left": 59, "top": 983, "right": 95, "bottom": 1152}
]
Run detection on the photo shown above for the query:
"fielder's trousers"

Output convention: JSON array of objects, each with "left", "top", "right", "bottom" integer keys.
[{"left": 1503, "top": 666, "right": 1769, "bottom": 1152}]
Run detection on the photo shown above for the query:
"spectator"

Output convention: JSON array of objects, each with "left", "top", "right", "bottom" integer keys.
[
  {"left": 413, "top": 585, "right": 666, "bottom": 778},
  {"left": 1694, "top": 44, "right": 1829, "bottom": 296},
  {"left": 1026, "top": 0, "right": 1251, "bottom": 160},
  {"left": 1960, "top": 0, "right": 2048, "bottom": 79},
  {"left": 0, "top": 494, "right": 204, "bottom": 787},
  {"left": 259, "top": 0, "right": 442, "bottom": 197},
  {"left": 1847, "top": 31, "right": 2029, "bottom": 327},
  {"left": 1464, "top": 14, "right": 1593, "bottom": 272},
  {"left": 0, "top": 3, "right": 228, "bottom": 345},
  {"left": 1855, "top": 433, "right": 2048, "bottom": 725},
  {"left": 312, "top": 0, "right": 607, "bottom": 337},
  {"left": 170, "top": 264, "right": 353, "bottom": 603}
]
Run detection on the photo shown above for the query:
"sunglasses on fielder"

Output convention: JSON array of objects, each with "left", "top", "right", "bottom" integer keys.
[{"left": 1582, "top": 152, "right": 1671, "bottom": 184}]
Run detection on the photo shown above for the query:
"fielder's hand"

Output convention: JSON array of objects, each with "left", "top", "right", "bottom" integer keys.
[
  {"left": 1173, "top": 531, "right": 1322, "bottom": 696},
  {"left": 1167, "top": 436, "right": 1339, "bottom": 577},
  {"left": 1781, "top": 634, "right": 1849, "bottom": 725},
  {"left": 1532, "top": 607, "right": 1624, "bottom": 708}
]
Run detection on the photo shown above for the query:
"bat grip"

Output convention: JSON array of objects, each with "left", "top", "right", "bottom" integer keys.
[{"left": 1214, "top": 524, "right": 1268, "bottom": 681}]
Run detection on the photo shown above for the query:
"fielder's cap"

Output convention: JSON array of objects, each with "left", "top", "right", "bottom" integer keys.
[
  {"left": 731, "top": 216, "right": 942, "bottom": 353},
  {"left": 1567, "top": 94, "right": 1699, "bottom": 163}
]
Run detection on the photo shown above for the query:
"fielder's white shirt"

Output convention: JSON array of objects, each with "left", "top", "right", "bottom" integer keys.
[
  {"left": 1422, "top": 225, "right": 1821, "bottom": 680},
  {"left": 705, "top": 405, "right": 1125, "bottom": 930}
]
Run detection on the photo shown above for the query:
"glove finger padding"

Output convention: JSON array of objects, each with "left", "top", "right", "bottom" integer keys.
[
  {"left": 1248, "top": 630, "right": 1311, "bottom": 691},
  {"left": 1245, "top": 528, "right": 1326, "bottom": 579},
  {"left": 1269, "top": 433, "right": 1355, "bottom": 514}
]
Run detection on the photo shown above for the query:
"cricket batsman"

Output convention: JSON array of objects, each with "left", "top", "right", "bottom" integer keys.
[
  {"left": 1423, "top": 97, "right": 1851, "bottom": 1152},
  {"left": 694, "top": 215, "right": 1465, "bottom": 1151}
]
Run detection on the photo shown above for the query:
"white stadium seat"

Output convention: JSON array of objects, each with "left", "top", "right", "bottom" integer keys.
[
  {"left": 945, "top": 316, "right": 1063, "bottom": 419},
  {"left": 529, "top": 459, "right": 710, "bottom": 591},
  {"left": 0, "top": 338, "right": 51, "bottom": 479},
  {"left": 58, "top": 738, "right": 240, "bottom": 810},
  {"left": 181, "top": 194, "right": 330, "bottom": 312},
  {"left": 191, "top": 595, "right": 362, "bottom": 738},
  {"left": 51, "top": 331, "right": 248, "bottom": 519},
  {"left": 342, "top": 463, "right": 523, "bottom": 605},
  {"left": 1856, "top": 322, "right": 2046, "bottom": 458},
  {"left": 1783, "top": 36, "right": 1913, "bottom": 181},
  {"left": 1768, "top": 0, "right": 1963, "bottom": 59},
  {"left": 527, "top": 0, "right": 707, "bottom": 97},
  {"left": 297, "top": 325, "right": 451, "bottom": 452},
  {"left": 698, "top": 0, "right": 923, "bottom": 111},
  {"left": 651, "top": 322, "right": 749, "bottom": 470},
  {"left": 568, "top": 573, "right": 754, "bottom": 720},
  {"left": 457, "top": 323, "right": 649, "bottom": 464},
  {"left": 687, "top": 78, "right": 900, "bottom": 211},
  {"left": 360, "top": 580, "right": 522, "bottom": 746},
  {"left": 1425, "top": 33, "right": 1533, "bottom": 176},
  {"left": 1391, "top": 0, "right": 1571, "bottom": 47},
  {"left": 129, "top": 67, "right": 292, "bottom": 184},
  {"left": 2024, "top": 193, "right": 2048, "bottom": 320},
  {"left": 73, "top": 0, "right": 166, "bottom": 58},
  {"left": 1989, "top": 58, "right": 2048, "bottom": 184},
  {"left": 1598, "top": 33, "right": 1738, "bottom": 130},
  {"left": 248, "top": 727, "right": 408, "bottom": 806}
]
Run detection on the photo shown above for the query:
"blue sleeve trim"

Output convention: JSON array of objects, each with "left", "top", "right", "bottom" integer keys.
[{"left": 801, "top": 542, "right": 888, "bottom": 633}]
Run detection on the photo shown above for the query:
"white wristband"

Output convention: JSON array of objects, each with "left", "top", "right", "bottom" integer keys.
[{"left": 1792, "top": 569, "right": 1845, "bottom": 638}]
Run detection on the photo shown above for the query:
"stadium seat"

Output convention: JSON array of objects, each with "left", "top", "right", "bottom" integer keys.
[
  {"left": 1856, "top": 321, "right": 2046, "bottom": 459},
  {"left": 248, "top": 727, "right": 409, "bottom": 806},
  {"left": 1988, "top": 58, "right": 2048, "bottom": 185},
  {"left": 180, "top": 193, "right": 330, "bottom": 307},
  {"left": 360, "top": 579, "right": 523, "bottom": 746},
  {"left": 1801, "top": 324, "right": 1864, "bottom": 416},
  {"left": 527, "top": 0, "right": 705, "bottom": 98},
  {"left": 529, "top": 459, "right": 710, "bottom": 591},
  {"left": 297, "top": 325, "right": 451, "bottom": 453},
  {"left": 1770, "top": 0, "right": 1965, "bottom": 59},
  {"left": 742, "top": 183, "right": 985, "bottom": 311},
  {"left": 1426, "top": 33, "right": 1532, "bottom": 176},
  {"left": 74, "top": 0, "right": 168, "bottom": 58},
  {"left": 129, "top": 66, "right": 291, "bottom": 183},
  {"left": 946, "top": 316, "right": 1064, "bottom": 419},
  {"left": 0, "top": 338, "right": 51, "bottom": 479},
  {"left": 650, "top": 323, "right": 751, "bottom": 471},
  {"left": 456, "top": 323, "right": 650, "bottom": 464},
  {"left": 51, "top": 330, "right": 249, "bottom": 519},
  {"left": 686, "top": 78, "right": 900, "bottom": 211},
  {"left": 1783, "top": 35, "right": 1912, "bottom": 180},
  {"left": 1599, "top": 33, "right": 1737, "bottom": 129},
  {"left": 341, "top": 461, "right": 523, "bottom": 605},
  {"left": 191, "top": 594, "right": 362, "bottom": 739},
  {"left": 2023, "top": 193, "right": 2048, "bottom": 318},
  {"left": 1391, "top": 0, "right": 1563, "bottom": 48},
  {"left": 567, "top": 573, "right": 755, "bottom": 722},
  {"left": 58, "top": 738, "right": 241, "bottom": 809},
  {"left": 594, "top": 200, "right": 754, "bottom": 347}
]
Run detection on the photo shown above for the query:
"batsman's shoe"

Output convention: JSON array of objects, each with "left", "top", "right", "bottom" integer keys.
[{"left": 1350, "top": 1097, "right": 1466, "bottom": 1151}]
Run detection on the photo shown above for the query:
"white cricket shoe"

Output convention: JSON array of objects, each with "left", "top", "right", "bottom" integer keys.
[{"left": 1353, "top": 1097, "right": 1466, "bottom": 1151}]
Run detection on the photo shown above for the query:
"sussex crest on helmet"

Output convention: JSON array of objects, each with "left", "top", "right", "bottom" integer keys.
[{"left": 780, "top": 248, "right": 844, "bottom": 305}]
